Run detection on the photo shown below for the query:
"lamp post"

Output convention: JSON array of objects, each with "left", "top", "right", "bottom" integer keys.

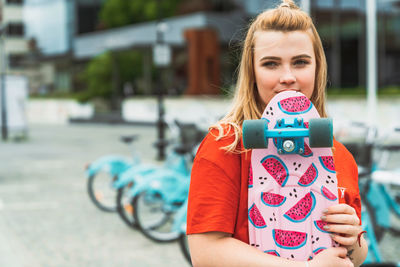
[
  {"left": 0, "top": 23, "right": 7, "bottom": 141},
  {"left": 153, "top": 2, "right": 171, "bottom": 161},
  {"left": 366, "top": 0, "right": 377, "bottom": 126}
]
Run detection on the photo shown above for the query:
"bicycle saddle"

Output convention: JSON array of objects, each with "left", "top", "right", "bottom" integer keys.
[{"left": 120, "top": 134, "right": 139, "bottom": 144}]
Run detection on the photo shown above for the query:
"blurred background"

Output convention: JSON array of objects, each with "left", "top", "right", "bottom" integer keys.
[{"left": 0, "top": 0, "right": 400, "bottom": 266}]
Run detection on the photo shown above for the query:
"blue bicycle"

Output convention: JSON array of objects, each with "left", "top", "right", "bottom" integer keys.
[
  {"left": 86, "top": 134, "right": 140, "bottom": 212},
  {"left": 341, "top": 123, "right": 400, "bottom": 265}
]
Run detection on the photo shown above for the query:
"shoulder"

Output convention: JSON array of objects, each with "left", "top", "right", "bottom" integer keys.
[
  {"left": 193, "top": 124, "right": 243, "bottom": 178},
  {"left": 333, "top": 139, "right": 357, "bottom": 167}
]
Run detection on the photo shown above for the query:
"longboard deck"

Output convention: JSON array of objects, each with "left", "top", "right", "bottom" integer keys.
[{"left": 247, "top": 91, "right": 339, "bottom": 261}]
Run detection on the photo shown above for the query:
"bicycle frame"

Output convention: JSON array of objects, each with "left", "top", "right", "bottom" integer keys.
[
  {"left": 86, "top": 155, "right": 133, "bottom": 184},
  {"left": 366, "top": 180, "right": 400, "bottom": 229}
]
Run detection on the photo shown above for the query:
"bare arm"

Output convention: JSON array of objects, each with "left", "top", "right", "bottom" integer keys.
[
  {"left": 188, "top": 232, "right": 301, "bottom": 267},
  {"left": 188, "top": 232, "right": 353, "bottom": 267}
]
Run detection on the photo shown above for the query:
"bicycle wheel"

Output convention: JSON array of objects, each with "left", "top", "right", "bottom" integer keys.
[
  {"left": 132, "top": 191, "right": 181, "bottom": 242},
  {"left": 179, "top": 233, "right": 192, "bottom": 265},
  {"left": 87, "top": 170, "right": 118, "bottom": 212},
  {"left": 363, "top": 194, "right": 385, "bottom": 242},
  {"left": 116, "top": 182, "right": 138, "bottom": 228}
]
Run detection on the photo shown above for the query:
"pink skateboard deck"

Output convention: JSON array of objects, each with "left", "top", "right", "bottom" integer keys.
[{"left": 247, "top": 91, "right": 339, "bottom": 261}]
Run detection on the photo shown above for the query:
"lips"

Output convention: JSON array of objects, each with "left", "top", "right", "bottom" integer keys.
[{"left": 276, "top": 89, "right": 301, "bottom": 93}]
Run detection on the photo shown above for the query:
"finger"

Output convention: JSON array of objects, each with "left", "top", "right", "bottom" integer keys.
[
  {"left": 343, "top": 257, "right": 355, "bottom": 267},
  {"left": 328, "top": 246, "right": 348, "bottom": 258},
  {"left": 324, "top": 224, "right": 359, "bottom": 236},
  {"left": 321, "top": 214, "right": 360, "bottom": 225},
  {"left": 330, "top": 233, "right": 357, "bottom": 246},
  {"left": 324, "top": 204, "right": 356, "bottom": 215}
]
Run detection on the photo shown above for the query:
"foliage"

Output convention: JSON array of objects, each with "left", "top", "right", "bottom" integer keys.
[
  {"left": 78, "top": 50, "right": 144, "bottom": 104},
  {"left": 327, "top": 86, "right": 400, "bottom": 97},
  {"left": 99, "top": 0, "right": 182, "bottom": 29}
]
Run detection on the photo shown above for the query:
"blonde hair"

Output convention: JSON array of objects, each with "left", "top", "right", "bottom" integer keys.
[{"left": 212, "top": 0, "right": 328, "bottom": 153}]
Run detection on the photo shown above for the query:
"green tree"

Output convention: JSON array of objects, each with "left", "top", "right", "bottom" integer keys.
[
  {"left": 99, "top": 0, "right": 182, "bottom": 29},
  {"left": 79, "top": 50, "right": 144, "bottom": 108}
]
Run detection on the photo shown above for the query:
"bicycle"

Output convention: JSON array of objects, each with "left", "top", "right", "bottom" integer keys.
[
  {"left": 172, "top": 199, "right": 191, "bottom": 265},
  {"left": 338, "top": 123, "right": 400, "bottom": 265},
  {"left": 85, "top": 117, "right": 184, "bottom": 213},
  {"left": 131, "top": 122, "right": 205, "bottom": 242},
  {"left": 85, "top": 134, "right": 140, "bottom": 212}
]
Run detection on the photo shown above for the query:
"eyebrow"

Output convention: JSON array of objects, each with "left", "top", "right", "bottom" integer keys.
[{"left": 259, "top": 54, "right": 312, "bottom": 62}]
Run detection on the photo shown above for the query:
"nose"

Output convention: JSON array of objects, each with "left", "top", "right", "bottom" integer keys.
[{"left": 279, "top": 69, "right": 296, "bottom": 85}]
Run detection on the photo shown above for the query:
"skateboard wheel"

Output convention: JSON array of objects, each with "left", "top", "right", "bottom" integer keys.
[
  {"left": 308, "top": 118, "right": 333, "bottom": 147},
  {"left": 242, "top": 119, "right": 268, "bottom": 149}
]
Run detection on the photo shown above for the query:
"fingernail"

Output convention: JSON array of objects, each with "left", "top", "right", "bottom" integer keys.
[
  {"left": 321, "top": 215, "right": 327, "bottom": 221},
  {"left": 323, "top": 225, "right": 330, "bottom": 230},
  {"left": 323, "top": 209, "right": 328, "bottom": 214},
  {"left": 330, "top": 234, "right": 335, "bottom": 238}
]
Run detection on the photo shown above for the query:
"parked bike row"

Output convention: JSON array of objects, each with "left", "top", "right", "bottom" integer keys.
[
  {"left": 338, "top": 123, "right": 400, "bottom": 266},
  {"left": 85, "top": 119, "right": 207, "bottom": 265},
  {"left": 84, "top": 119, "right": 400, "bottom": 266}
]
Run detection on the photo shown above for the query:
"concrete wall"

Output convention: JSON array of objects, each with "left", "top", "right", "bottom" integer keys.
[
  {"left": 24, "top": 96, "right": 400, "bottom": 134},
  {"left": 26, "top": 100, "right": 94, "bottom": 124}
]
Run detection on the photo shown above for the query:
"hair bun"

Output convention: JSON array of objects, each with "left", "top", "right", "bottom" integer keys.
[{"left": 279, "top": 0, "right": 300, "bottom": 10}]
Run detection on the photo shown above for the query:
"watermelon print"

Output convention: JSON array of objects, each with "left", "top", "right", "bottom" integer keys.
[
  {"left": 260, "top": 155, "right": 289, "bottom": 187},
  {"left": 301, "top": 142, "right": 313, "bottom": 157},
  {"left": 313, "top": 247, "right": 327, "bottom": 256},
  {"left": 298, "top": 163, "right": 318, "bottom": 186},
  {"left": 248, "top": 203, "right": 267, "bottom": 229},
  {"left": 273, "top": 229, "right": 307, "bottom": 250},
  {"left": 261, "top": 192, "right": 286, "bottom": 207},
  {"left": 278, "top": 96, "right": 312, "bottom": 115},
  {"left": 248, "top": 165, "right": 253, "bottom": 188},
  {"left": 319, "top": 156, "right": 335, "bottom": 173},
  {"left": 321, "top": 186, "right": 338, "bottom": 201},
  {"left": 284, "top": 192, "right": 316, "bottom": 223},
  {"left": 264, "top": 250, "right": 280, "bottom": 257},
  {"left": 314, "top": 220, "right": 330, "bottom": 233},
  {"left": 248, "top": 91, "right": 338, "bottom": 260}
]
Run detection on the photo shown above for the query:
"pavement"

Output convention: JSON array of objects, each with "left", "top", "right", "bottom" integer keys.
[
  {"left": 0, "top": 124, "right": 188, "bottom": 267},
  {"left": 0, "top": 123, "right": 399, "bottom": 266}
]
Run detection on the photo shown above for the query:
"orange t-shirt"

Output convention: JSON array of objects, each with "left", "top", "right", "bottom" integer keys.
[{"left": 187, "top": 127, "right": 361, "bottom": 244}]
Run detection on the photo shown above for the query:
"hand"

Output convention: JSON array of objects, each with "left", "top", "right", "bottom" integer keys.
[
  {"left": 310, "top": 247, "right": 354, "bottom": 267},
  {"left": 321, "top": 204, "right": 362, "bottom": 247}
]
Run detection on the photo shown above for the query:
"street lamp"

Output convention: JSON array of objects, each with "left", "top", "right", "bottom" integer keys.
[
  {"left": 153, "top": 4, "right": 171, "bottom": 161},
  {"left": 366, "top": 0, "right": 377, "bottom": 126},
  {"left": 0, "top": 23, "right": 7, "bottom": 141}
]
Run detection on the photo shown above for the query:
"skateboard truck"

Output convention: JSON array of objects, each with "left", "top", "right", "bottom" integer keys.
[{"left": 242, "top": 117, "right": 333, "bottom": 153}]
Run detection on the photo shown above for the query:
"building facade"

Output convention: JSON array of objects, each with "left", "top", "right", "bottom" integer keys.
[
  {"left": 0, "top": 0, "right": 29, "bottom": 74},
  {"left": 72, "top": 0, "right": 399, "bottom": 96}
]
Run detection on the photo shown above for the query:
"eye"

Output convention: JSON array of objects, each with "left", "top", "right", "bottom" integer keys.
[
  {"left": 262, "top": 61, "right": 279, "bottom": 68},
  {"left": 293, "top": 60, "right": 310, "bottom": 67}
]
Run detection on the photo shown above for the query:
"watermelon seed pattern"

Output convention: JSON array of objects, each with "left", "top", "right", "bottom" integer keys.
[
  {"left": 269, "top": 213, "right": 277, "bottom": 222},
  {"left": 265, "top": 106, "right": 274, "bottom": 116},
  {"left": 325, "top": 175, "right": 335, "bottom": 184},
  {"left": 288, "top": 188, "right": 298, "bottom": 198},
  {"left": 259, "top": 176, "right": 268, "bottom": 185},
  {"left": 311, "top": 234, "right": 320, "bottom": 244}
]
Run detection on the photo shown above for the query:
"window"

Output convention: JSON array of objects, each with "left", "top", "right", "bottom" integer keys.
[
  {"left": 6, "top": 0, "right": 24, "bottom": 4},
  {"left": 6, "top": 23, "right": 24, "bottom": 37},
  {"left": 9, "top": 54, "right": 25, "bottom": 68}
]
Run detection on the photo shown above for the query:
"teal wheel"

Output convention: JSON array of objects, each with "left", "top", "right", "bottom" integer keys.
[
  {"left": 308, "top": 118, "right": 333, "bottom": 147},
  {"left": 242, "top": 119, "right": 269, "bottom": 149}
]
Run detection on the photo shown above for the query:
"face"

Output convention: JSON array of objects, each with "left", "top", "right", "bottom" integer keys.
[{"left": 253, "top": 30, "right": 316, "bottom": 106}]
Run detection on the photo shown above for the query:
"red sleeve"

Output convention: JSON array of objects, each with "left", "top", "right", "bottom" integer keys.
[
  {"left": 333, "top": 140, "right": 362, "bottom": 224},
  {"left": 186, "top": 129, "right": 241, "bottom": 235}
]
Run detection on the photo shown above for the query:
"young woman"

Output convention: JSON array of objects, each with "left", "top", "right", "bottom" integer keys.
[{"left": 186, "top": 1, "right": 368, "bottom": 266}]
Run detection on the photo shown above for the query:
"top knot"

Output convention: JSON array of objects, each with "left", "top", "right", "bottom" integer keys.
[{"left": 279, "top": 3, "right": 290, "bottom": 8}]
